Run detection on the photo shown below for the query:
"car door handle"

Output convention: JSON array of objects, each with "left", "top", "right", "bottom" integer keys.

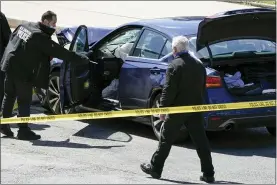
[{"left": 150, "top": 68, "right": 161, "bottom": 75}]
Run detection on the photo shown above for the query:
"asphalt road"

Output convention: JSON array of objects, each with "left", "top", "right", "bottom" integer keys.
[{"left": 1, "top": 105, "right": 276, "bottom": 184}]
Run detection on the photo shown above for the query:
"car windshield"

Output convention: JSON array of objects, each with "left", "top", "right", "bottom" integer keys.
[{"left": 189, "top": 37, "right": 276, "bottom": 59}]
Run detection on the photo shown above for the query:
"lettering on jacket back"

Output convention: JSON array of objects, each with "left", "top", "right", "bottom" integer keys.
[{"left": 16, "top": 26, "right": 32, "bottom": 42}]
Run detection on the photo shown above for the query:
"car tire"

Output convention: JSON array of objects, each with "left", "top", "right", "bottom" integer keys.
[
  {"left": 46, "top": 71, "right": 74, "bottom": 115},
  {"left": 34, "top": 87, "right": 49, "bottom": 109},
  {"left": 266, "top": 126, "right": 276, "bottom": 136},
  {"left": 150, "top": 93, "right": 190, "bottom": 143}
]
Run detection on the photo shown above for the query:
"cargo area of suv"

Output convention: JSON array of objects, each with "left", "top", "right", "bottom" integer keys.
[
  {"left": 211, "top": 53, "right": 275, "bottom": 100},
  {"left": 195, "top": 10, "right": 275, "bottom": 98},
  {"left": 188, "top": 9, "right": 276, "bottom": 135}
]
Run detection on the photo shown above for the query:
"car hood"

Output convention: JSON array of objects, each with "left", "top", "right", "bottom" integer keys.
[{"left": 196, "top": 11, "right": 276, "bottom": 51}]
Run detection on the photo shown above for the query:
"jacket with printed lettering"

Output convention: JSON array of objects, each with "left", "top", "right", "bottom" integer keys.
[{"left": 0, "top": 22, "right": 89, "bottom": 89}]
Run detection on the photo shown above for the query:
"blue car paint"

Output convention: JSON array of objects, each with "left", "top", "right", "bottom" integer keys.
[
  {"left": 118, "top": 57, "right": 168, "bottom": 109},
  {"left": 59, "top": 16, "right": 275, "bottom": 129}
]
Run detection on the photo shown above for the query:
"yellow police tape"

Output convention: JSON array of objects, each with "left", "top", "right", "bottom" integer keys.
[{"left": 0, "top": 100, "right": 276, "bottom": 124}]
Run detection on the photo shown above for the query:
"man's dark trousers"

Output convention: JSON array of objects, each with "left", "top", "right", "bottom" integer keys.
[
  {"left": 1, "top": 72, "right": 32, "bottom": 129},
  {"left": 150, "top": 112, "right": 215, "bottom": 176},
  {"left": 0, "top": 71, "right": 5, "bottom": 108}
]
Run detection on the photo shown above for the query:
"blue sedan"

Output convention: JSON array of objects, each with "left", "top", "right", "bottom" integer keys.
[{"left": 37, "top": 8, "right": 276, "bottom": 142}]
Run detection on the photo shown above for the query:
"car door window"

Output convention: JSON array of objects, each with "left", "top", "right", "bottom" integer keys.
[
  {"left": 71, "top": 27, "right": 88, "bottom": 53},
  {"left": 160, "top": 40, "right": 172, "bottom": 58},
  {"left": 132, "top": 30, "right": 167, "bottom": 59},
  {"left": 99, "top": 28, "right": 141, "bottom": 57}
]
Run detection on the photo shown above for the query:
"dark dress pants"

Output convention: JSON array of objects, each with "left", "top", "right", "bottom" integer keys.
[
  {"left": 1, "top": 72, "right": 33, "bottom": 129},
  {"left": 150, "top": 112, "right": 215, "bottom": 176},
  {"left": 0, "top": 70, "right": 5, "bottom": 111}
]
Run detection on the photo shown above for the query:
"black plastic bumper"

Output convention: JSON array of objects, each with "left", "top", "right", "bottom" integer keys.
[{"left": 206, "top": 113, "right": 276, "bottom": 131}]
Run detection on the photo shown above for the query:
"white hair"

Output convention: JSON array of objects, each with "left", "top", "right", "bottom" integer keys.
[{"left": 172, "top": 35, "right": 189, "bottom": 52}]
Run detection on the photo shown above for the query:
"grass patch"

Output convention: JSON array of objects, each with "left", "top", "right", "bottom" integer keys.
[
  {"left": 253, "top": 1, "right": 275, "bottom": 5},
  {"left": 223, "top": 0, "right": 276, "bottom": 6}
]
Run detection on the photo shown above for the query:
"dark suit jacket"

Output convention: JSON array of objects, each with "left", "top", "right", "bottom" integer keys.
[
  {"left": 0, "top": 12, "right": 11, "bottom": 106},
  {"left": 160, "top": 52, "right": 207, "bottom": 108},
  {"left": 0, "top": 11, "right": 11, "bottom": 60}
]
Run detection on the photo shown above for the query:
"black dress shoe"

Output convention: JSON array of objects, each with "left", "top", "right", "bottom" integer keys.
[
  {"left": 0, "top": 125, "right": 14, "bottom": 137},
  {"left": 17, "top": 128, "right": 41, "bottom": 140},
  {"left": 140, "top": 163, "right": 161, "bottom": 179},
  {"left": 200, "top": 175, "right": 215, "bottom": 183}
]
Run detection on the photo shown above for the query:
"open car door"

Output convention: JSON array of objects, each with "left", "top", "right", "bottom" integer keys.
[{"left": 60, "top": 25, "right": 92, "bottom": 113}]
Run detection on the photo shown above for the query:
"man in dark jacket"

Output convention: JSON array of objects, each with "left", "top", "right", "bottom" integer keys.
[
  {"left": 140, "top": 36, "right": 215, "bottom": 183},
  {"left": 0, "top": 11, "right": 11, "bottom": 114},
  {"left": 0, "top": 11, "right": 90, "bottom": 140}
]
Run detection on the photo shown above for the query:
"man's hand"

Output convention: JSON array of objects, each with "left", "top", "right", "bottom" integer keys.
[{"left": 159, "top": 114, "right": 166, "bottom": 121}]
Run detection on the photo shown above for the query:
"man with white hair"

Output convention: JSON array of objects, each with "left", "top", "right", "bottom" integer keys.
[{"left": 140, "top": 36, "right": 215, "bottom": 183}]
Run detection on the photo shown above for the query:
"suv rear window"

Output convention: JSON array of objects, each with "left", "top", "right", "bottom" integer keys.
[{"left": 189, "top": 37, "right": 276, "bottom": 59}]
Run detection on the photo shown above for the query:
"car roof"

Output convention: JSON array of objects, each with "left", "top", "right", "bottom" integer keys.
[
  {"left": 119, "top": 8, "right": 274, "bottom": 39},
  {"left": 125, "top": 16, "right": 205, "bottom": 38}
]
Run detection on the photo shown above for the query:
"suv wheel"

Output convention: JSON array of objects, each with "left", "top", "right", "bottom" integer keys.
[
  {"left": 46, "top": 71, "right": 74, "bottom": 114},
  {"left": 150, "top": 93, "right": 190, "bottom": 143}
]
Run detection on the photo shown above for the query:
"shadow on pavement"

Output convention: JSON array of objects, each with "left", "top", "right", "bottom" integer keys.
[
  {"left": 79, "top": 118, "right": 275, "bottom": 158},
  {"left": 180, "top": 128, "right": 276, "bottom": 158},
  {"left": 156, "top": 177, "right": 198, "bottom": 184},
  {"left": 30, "top": 138, "right": 125, "bottom": 149},
  {"left": 148, "top": 177, "right": 243, "bottom": 184},
  {"left": 75, "top": 118, "right": 155, "bottom": 143},
  {"left": 214, "top": 181, "right": 243, "bottom": 184}
]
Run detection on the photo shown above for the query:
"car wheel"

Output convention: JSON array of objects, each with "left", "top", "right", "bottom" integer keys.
[
  {"left": 266, "top": 126, "right": 276, "bottom": 136},
  {"left": 46, "top": 71, "right": 74, "bottom": 115},
  {"left": 150, "top": 93, "right": 190, "bottom": 143},
  {"left": 34, "top": 87, "right": 49, "bottom": 108}
]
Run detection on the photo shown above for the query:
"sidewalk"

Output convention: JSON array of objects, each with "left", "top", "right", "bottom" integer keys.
[{"left": 2, "top": 1, "right": 256, "bottom": 29}]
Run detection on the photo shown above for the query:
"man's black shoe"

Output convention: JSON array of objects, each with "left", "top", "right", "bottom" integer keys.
[
  {"left": 200, "top": 175, "right": 215, "bottom": 183},
  {"left": 17, "top": 128, "right": 41, "bottom": 140},
  {"left": 0, "top": 125, "right": 14, "bottom": 137},
  {"left": 140, "top": 163, "right": 161, "bottom": 179}
]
